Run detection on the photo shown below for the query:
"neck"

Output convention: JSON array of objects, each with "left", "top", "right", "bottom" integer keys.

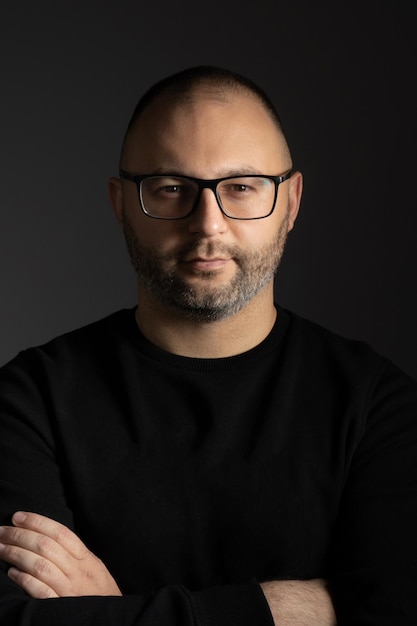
[{"left": 135, "top": 285, "right": 277, "bottom": 359}]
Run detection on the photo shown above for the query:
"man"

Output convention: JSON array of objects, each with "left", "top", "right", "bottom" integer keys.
[{"left": 0, "top": 66, "right": 416, "bottom": 625}]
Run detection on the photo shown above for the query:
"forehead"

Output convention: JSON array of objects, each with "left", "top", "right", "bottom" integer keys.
[{"left": 123, "top": 91, "right": 290, "bottom": 176}]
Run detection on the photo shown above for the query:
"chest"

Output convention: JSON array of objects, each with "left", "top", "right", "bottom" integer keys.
[{"left": 57, "top": 364, "right": 347, "bottom": 592}]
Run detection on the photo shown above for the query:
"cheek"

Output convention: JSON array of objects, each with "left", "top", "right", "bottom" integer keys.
[
  {"left": 128, "top": 214, "right": 186, "bottom": 254},
  {"left": 238, "top": 215, "right": 286, "bottom": 249}
]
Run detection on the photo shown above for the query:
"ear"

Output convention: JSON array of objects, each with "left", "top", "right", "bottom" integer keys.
[
  {"left": 108, "top": 177, "right": 124, "bottom": 226},
  {"left": 287, "top": 171, "right": 303, "bottom": 232}
]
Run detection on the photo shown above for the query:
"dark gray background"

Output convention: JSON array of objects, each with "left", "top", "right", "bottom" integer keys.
[{"left": 1, "top": 1, "right": 416, "bottom": 378}]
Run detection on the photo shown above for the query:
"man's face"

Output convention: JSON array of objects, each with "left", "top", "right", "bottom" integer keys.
[{"left": 112, "top": 91, "right": 301, "bottom": 322}]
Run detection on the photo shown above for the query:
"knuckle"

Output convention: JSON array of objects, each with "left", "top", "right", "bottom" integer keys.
[
  {"left": 83, "top": 548, "right": 94, "bottom": 561},
  {"left": 55, "top": 524, "right": 71, "bottom": 546},
  {"left": 33, "top": 556, "right": 51, "bottom": 577},
  {"left": 36, "top": 534, "right": 54, "bottom": 555},
  {"left": 9, "top": 527, "right": 24, "bottom": 543},
  {"left": 1, "top": 544, "right": 14, "bottom": 561},
  {"left": 74, "top": 544, "right": 92, "bottom": 561}
]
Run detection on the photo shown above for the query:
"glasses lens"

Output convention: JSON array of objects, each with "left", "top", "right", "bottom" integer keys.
[
  {"left": 217, "top": 177, "right": 275, "bottom": 219},
  {"left": 140, "top": 176, "right": 198, "bottom": 219}
]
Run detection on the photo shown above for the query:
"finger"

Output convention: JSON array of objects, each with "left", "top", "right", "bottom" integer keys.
[
  {"left": 8, "top": 566, "right": 59, "bottom": 599},
  {"left": 0, "top": 525, "right": 74, "bottom": 573},
  {"left": 0, "top": 542, "right": 68, "bottom": 593},
  {"left": 12, "top": 512, "right": 90, "bottom": 560}
]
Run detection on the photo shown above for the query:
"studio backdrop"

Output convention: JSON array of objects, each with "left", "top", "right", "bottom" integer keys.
[{"left": 1, "top": 0, "right": 416, "bottom": 379}]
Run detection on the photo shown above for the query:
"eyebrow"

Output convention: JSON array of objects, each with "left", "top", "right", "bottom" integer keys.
[{"left": 148, "top": 165, "right": 265, "bottom": 177}]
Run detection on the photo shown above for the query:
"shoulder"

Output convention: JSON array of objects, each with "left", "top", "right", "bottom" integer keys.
[
  {"left": 0, "top": 308, "right": 137, "bottom": 379},
  {"left": 279, "top": 308, "right": 417, "bottom": 452},
  {"left": 279, "top": 306, "right": 417, "bottom": 398},
  {"left": 282, "top": 307, "right": 390, "bottom": 368}
]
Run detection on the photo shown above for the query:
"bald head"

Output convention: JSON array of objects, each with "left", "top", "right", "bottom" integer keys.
[{"left": 119, "top": 66, "right": 291, "bottom": 170}]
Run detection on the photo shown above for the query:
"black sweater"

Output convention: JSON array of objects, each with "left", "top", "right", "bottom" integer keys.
[{"left": 1, "top": 307, "right": 417, "bottom": 624}]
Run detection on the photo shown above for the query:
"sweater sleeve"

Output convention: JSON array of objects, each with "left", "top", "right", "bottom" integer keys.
[
  {"left": 328, "top": 362, "right": 417, "bottom": 624},
  {"left": 0, "top": 578, "right": 273, "bottom": 625}
]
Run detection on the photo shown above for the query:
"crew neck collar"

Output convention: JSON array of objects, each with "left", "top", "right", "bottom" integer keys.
[{"left": 123, "top": 306, "right": 289, "bottom": 373}]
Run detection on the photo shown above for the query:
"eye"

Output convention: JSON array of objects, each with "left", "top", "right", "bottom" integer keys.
[
  {"left": 147, "top": 177, "right": 195, "bottom": 197},
  {"left": 159, "top": 185, "right": 182, "bottom": 194},
  {"left": 229, "top": 184, "right": 252, "bottom": 193},
  {"left": 221, "top": 181, "right": 256, "bottom": 196}
]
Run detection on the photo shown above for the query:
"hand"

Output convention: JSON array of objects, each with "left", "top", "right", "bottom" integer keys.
[
  {"left": 260, "top": 579, "right": 337, "bottom": 625},
  {"left": 0, "top": 511, "right": 122, "bottom": 599}
]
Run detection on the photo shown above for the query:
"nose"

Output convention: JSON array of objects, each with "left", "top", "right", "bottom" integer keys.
[{"left": 188, "top": 188, "right": 229, "bottom": 236}]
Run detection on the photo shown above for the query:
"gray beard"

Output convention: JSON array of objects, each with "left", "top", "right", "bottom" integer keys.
[{"left": 122, "top": 212, "right": 289, "bottom": 322}]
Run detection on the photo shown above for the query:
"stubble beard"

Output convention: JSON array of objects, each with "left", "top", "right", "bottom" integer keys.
[{"left": 122, "top": 212, "right": 289, "bottom": 322}]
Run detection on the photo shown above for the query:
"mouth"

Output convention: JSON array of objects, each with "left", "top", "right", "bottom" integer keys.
[{"left": 184, "top": 257, "right": 231, "bottom": 271}]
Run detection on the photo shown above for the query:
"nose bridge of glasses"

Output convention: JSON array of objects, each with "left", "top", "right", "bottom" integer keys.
[{"left": 193, "top": 178, "right": 223, "bottom": 213}]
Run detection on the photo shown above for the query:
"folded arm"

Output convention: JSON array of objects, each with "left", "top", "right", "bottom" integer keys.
[{"left": 0, "top": 512, "right": 336, "bottom": 624}]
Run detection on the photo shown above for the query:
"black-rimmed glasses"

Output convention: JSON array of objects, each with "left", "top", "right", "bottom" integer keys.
[{"left": 119, "top": 170, "right": 292, "bottom": 220}]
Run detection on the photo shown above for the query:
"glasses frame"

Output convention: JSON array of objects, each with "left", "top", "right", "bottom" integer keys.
[{"left": 119, "top": 169, "right": 293, "bottom": 220}]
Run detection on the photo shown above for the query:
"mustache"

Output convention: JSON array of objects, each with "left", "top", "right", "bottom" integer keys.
[{"left": 163, "top": 240, "right": 243, "bottom": 262}]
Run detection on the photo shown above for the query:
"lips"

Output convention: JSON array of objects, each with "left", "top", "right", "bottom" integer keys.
[
  {"left": 187, "top": 256, "right": 229, "bottom": 262},
  {"left": 175, "top": 241, "right": 236, "bottom": 272},
  {"left": 185, "top": 257, "right": 230, "bottom": 271}
]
